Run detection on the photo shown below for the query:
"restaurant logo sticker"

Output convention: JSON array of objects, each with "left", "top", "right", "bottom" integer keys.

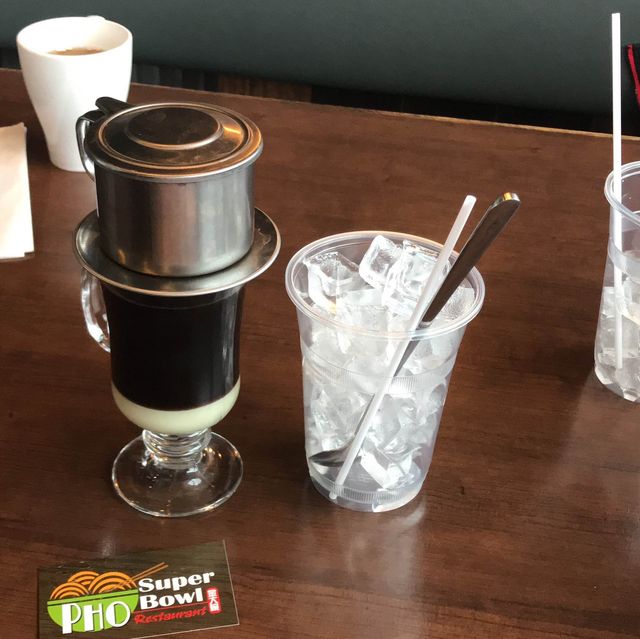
[{"left": 38, "top": 541, "right": 238, "bottom": 639}]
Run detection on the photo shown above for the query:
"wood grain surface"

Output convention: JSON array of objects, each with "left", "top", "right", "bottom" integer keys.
[{"left": 0, "top": 69, "right": 638, "bottom": 639}]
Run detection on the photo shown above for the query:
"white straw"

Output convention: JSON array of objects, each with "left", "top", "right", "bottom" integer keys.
[
  {"left": 331, "top": 195, "right": 477, "bottom": 497},
  {"left": 612, "top": 13, "right": 624, "bottom": 369}
]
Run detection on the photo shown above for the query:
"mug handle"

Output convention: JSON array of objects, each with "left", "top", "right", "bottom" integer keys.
[
  {"left": 75, "top": 98, "right": 132, "bottom": 180},
  {"left": 80, "top": 270, "right": 110, "bottom": 352},
  {"left": 75, "top": 110, "right": 102, "bottom": 180}
]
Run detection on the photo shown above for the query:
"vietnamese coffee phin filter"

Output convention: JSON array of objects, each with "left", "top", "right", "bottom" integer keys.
[{"left": 74, "top": 96, "right": 279, "bottom": 517}]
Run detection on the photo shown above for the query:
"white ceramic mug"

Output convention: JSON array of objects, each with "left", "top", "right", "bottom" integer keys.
[{"left": 17, "top": 16, "right": 132, "bottom": 172}]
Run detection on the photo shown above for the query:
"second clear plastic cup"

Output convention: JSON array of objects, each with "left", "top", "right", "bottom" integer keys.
[
  {"left": 594, "top": 161, "right": 640, "bottom": 401},
  {"left": 286, "top": 231, "right": 485, "bottom": 512}
]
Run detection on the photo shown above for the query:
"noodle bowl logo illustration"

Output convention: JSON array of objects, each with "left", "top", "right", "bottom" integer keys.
[{"left": 47, "top": 563, "right": 167, "bottom": 634}]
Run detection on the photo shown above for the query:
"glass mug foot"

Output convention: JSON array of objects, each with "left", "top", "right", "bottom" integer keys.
[{"left": 112, "top": 428, "right": 243, "bottom": 517}]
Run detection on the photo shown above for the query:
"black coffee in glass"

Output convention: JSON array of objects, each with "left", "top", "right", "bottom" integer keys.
[{"left": 101, "top": 284, "right": 244, "bottom": 434}]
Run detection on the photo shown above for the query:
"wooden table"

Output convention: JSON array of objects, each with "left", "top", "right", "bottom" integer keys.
[{"left": 1, "top": 68, "right": 638, "bottom": 639}]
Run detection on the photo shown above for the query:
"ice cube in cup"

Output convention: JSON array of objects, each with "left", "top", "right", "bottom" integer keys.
[
  {"left": 359, "top": 235, "right": 402, "bottom": 289},
  {"left": 304, "top": 355, "right": 370, "bottom": 454},
  {"left": 304, "top": 251, "right": 364, "bottom": 313},
  {"left": 335, "top": 287, "right": 392, "bottom": 332},
  {"left": 360, "top": 437, "right": 415, "bottom": 489},
  {"left": 382, "top": 240, "right": 442, "bottom": 316}
]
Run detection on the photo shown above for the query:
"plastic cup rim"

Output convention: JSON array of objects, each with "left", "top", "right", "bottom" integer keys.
[
  {"left": 285, "top": 229, "right": 485, "bottom": 340},
  {"left": 604, "top": 160, "right": 640, "bottom": 222}
]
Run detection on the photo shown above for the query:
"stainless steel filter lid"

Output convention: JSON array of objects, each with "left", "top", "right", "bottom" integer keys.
[{"left": 84, "top": 101, "right": 263, "bottom": 180}]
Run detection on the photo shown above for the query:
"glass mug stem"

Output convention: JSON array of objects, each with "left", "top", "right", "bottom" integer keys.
[{"left": 142, "top": 429, "right": 211, "bottom": 470}]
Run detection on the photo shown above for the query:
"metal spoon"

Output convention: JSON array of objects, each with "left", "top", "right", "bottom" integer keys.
[{"left": 309, "top": 193, "right": 521, "bottom": 468}]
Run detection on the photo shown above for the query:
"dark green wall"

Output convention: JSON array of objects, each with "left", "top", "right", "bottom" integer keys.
[{"left": 4, "top": 1, "right": 639, "bottom": 114}]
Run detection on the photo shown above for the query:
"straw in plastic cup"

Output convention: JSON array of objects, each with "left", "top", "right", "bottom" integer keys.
[{"left": 610, "top": 12, "right": 624, "bottom": 369}]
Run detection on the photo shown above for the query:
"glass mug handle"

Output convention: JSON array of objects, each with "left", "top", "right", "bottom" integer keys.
[{"left": 80, "top": 270, "right": 110, "bottom": 353}]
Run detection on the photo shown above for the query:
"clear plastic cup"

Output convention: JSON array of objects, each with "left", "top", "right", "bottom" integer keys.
[
  {"left": 595, "top": 161, "right": 640, "bottom": 401},
  {"left": 286, "top": 231, "right": 485, "bottom": 512}
]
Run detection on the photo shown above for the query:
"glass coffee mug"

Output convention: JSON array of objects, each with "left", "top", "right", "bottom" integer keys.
[
  {"left": 81, "top": 270, "right": 244, "bottom": 516},
  {"left": 76, "top": 208, "right": 279, "bottom": 517}
]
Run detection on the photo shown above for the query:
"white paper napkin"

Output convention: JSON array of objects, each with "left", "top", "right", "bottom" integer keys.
[{"left": 0, "top": 123, "right": 34, "bottom": 259}]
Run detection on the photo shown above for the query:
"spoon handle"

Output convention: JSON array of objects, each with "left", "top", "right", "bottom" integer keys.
[
  {"left": 395, "top": 193, "right": 520, "bottom": 374},
  {"left": 423, "top": 193, "right": 520, "bottom": 323}
]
